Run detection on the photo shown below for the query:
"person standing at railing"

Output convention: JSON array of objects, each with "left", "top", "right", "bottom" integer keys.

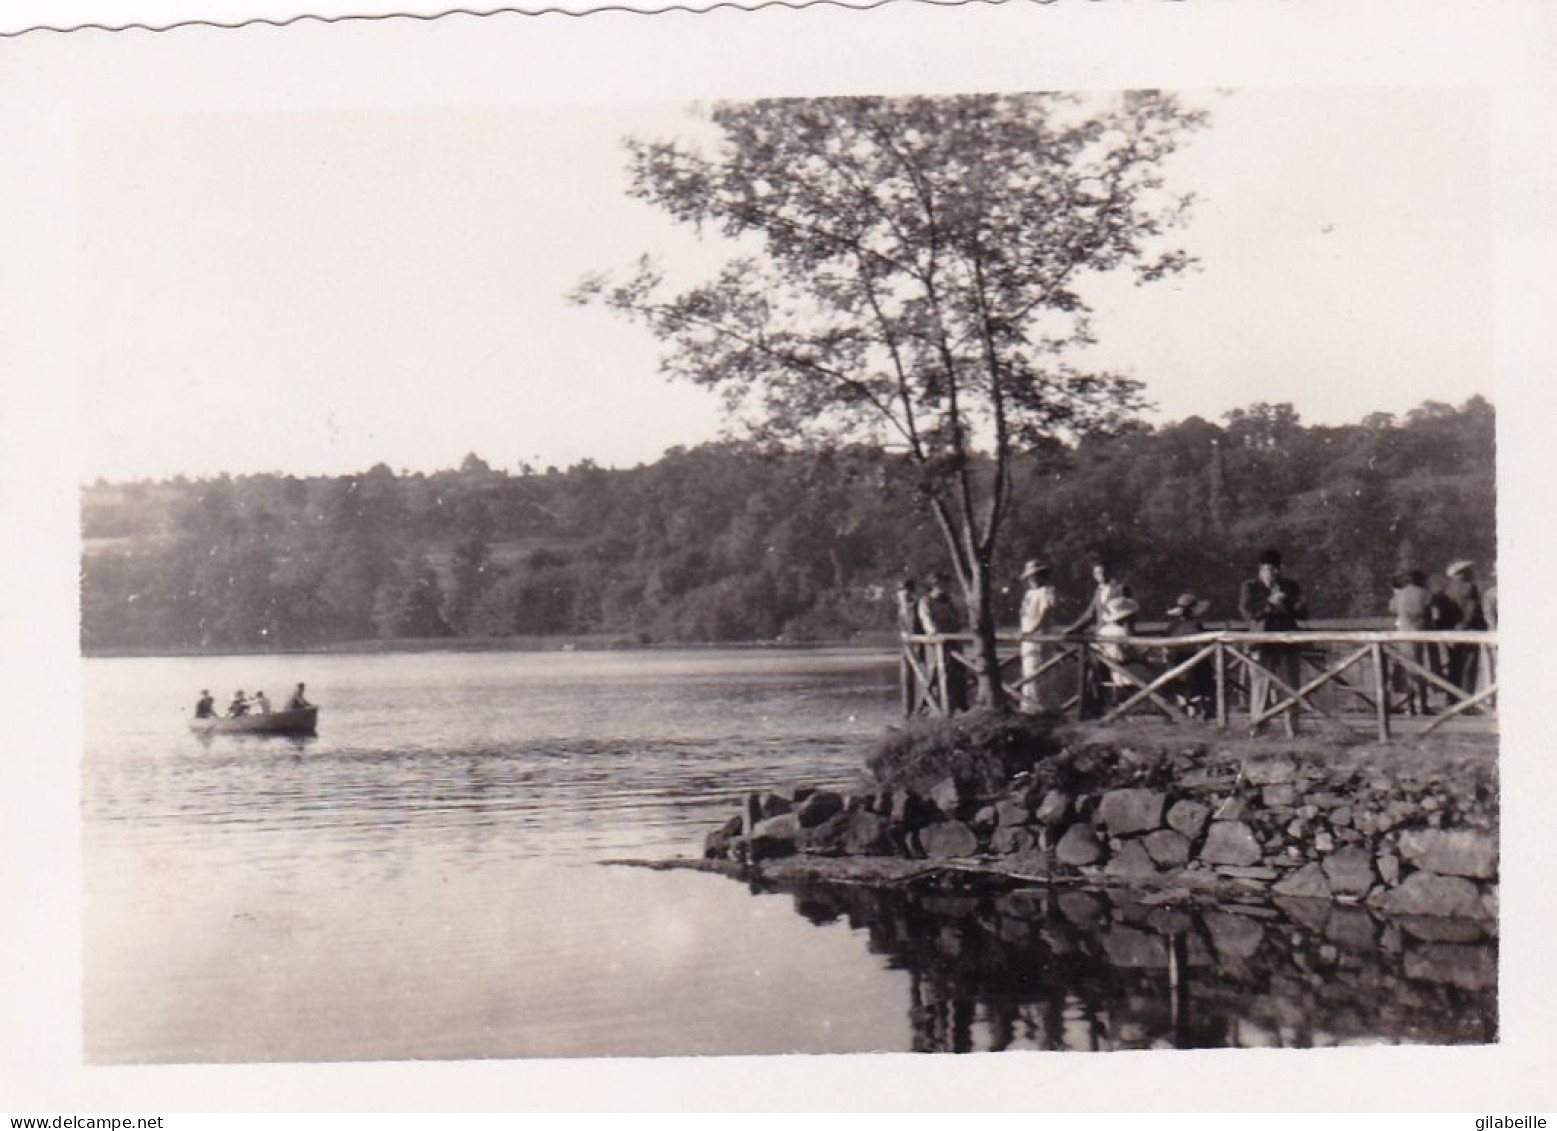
[
  {"left": 895, "top": 577, "right": 924, "bottom": 717},
  {"left": 1017, "top": 560, "right": 1058, "bottom": 715},
  {"left": 1064, "top": 557, "right": 1134, "bottom": 717},
  {"left": 1443, "top": 560, "right": 1488, "bottom": 697},
  {"left": 1164, "top": 593, "right": 1214, "bottom": 718},
  {"left": 1239, "top": 548, "right": 1308, "bottom": 735},
  {"left": 1388, "top": 570, "right": 1434, "bottom": 715},
  {"left": 1095, "top": 595, "right": 1141, "bottom": 712},
  {"left": 917, "top": 573, "right": 969, "bottom": 713},
  {"left": 1064, "top": 557, "right": 1133, "bottom": 636}
]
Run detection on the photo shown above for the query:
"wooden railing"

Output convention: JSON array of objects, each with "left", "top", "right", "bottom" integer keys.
[{"left": 899, "top": 629, "right": 1497, "bottom": 741}]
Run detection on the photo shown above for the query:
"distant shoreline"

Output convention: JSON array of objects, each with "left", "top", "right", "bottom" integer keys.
[{"left": 80, "top": 632, "right": 903, "bottom": 661}]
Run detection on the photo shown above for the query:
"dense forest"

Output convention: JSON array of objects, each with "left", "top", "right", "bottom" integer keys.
[{"left": 80, "top": 398, "right": 1495, "bottom": 654}]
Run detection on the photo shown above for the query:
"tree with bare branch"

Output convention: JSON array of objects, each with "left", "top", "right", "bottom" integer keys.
[{"left": 574, "top": 91, "right": 1208, "bottom": 710}]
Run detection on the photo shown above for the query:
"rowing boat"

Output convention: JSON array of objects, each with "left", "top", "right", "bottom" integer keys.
[{"left": 190, "top": 706, "right": 318, "bottom": 736}]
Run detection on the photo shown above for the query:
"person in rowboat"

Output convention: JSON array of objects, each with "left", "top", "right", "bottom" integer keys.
[
  {"left": 251, "top": 690, "right": 272, "bottom": 715},
  {"left": 194, "top": 689, "right": 216, "bottom": 719},
  {"left": 227, "top": 690, "right": 250, "bottom": 718},
  {"left": 287, "top": 683, "right": 312, "bottom": 711}
]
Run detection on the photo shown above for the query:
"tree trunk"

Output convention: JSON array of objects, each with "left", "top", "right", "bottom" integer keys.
[{"left": 965, "top": 554, "right": 1007, "bottom": 713}]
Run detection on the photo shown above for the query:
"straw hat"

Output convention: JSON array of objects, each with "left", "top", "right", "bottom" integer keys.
[
  {"left": 1020, "top": 559, "right": 1049, "bottom": 581},
  {"left": 1167, "top": 592, "right": 1211, "bottom": 618},
  {"left": 1101, "top": 596, "right": 1139, "bottom": 625},
  {"left": 1446, "top": 559, "right": 1474, "bottom": 578}
]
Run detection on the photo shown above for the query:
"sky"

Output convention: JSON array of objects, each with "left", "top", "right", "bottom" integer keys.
[{"left": 69, "top": 82, "right": 1493, "bottom": 485}]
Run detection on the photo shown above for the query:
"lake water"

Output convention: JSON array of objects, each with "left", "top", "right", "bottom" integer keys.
[{"left": 82, "top": 649, "right": 1495, "bottom": 1062}]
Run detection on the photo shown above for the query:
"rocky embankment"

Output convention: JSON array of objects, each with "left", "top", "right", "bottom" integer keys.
[{"left": 701, "top": 721, "right": 1498, "bottom": 921}]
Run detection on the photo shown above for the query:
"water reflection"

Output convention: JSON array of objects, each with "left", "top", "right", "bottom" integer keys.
[
  {"left": 753, "top": 871, "right": 1496, "bottom": 1052},
  {"left": 85, "top": 651, "right": 1497, "bottom": 1059}
]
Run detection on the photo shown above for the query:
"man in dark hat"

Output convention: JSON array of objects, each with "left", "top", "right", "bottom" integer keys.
[
  {"left": 1238, "top": 549, "right": 1308, "bottom": 734},
  {"left": 917, "top": 573, "right": 968, "bottom": 713}
]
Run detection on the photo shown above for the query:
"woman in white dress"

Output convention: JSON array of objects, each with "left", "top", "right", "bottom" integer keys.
[{"left": 1018, "top": 560, "right": 1058, "bottom": 714}]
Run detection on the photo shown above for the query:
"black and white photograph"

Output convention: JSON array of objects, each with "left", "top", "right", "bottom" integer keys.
[{"left": 2, "top": 0, "right": 1554, "bottom": 1113}]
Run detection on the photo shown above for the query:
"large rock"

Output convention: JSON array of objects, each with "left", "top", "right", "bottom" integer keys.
[
  {"left": 1376, "top": 850, "right": 1401, "bottom": 886},
  {"left": 1272, "top": 862, "right": 1331, "bottom": 899},
  {"left": 802, "top": 809, "right": 892, "bottom": 857},
  {"left": 1104, "top": 840, "right": 1159, "bottom": 880},
  {"left": 748, "top": 812, "right": 801, "bottom": 861},
  {"left": 704, "top": 814, "right": 744, "bottom": 859},
  {"left": 929, "top": 776, "right": 976, "bottom": 818},
  {"left": 1199, "top": 820, "right": 1263, "bottom": 866},
  {"left": 919, "top": 820, "right": 980, "bottom": 859},
  {"left": 1397, "top": 916, "right": 1487, "bottom": 945},
  {"left": 1055, "top": 822, "right": 1106, "bottom": 866},
  {"left": 991, "top": 826, "right": 1038, "bottom": 855},
  {"left": 1397, "top": 829, "right": 1498, "bottom": 880},
  {"left": 1097, "top": 789, "right": 1166, "bottom": 836},
  {"left": 795, "top": 789, "right": 845, "bottom": 829},
  {"left": 1322, "top": 847, "right": 1377, "bottom": 896},
  {"left": 1378, "top": 871, "right": 1486, "bottom": 919},
  {"left": 1034, "top": 789, "right": 1073, "bottom": 825},
  {"left": 1167, "top": 799, "right": 1210, "bottom": 840},
  {"left": 995, "top": 799, "right": 1031, "bottom": 827},
  {"left": 1244, "top": 755, "right": 1297, "bottom": 786},
  {"left": 755, "top": 791, "right": 793, "bottom": 820},
  {"left": 1261, "top": 784, "right": 1299, "bottom": 809},
  {"left": 1143, "top": 829, "right": 1192, "bottom": 867}
]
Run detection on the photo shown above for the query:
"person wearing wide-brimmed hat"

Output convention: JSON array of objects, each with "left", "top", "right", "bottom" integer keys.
[
  {"left": 1095, "top": 595, "right": 1140, "bottom": 662},
  {"left": 1166, "top": 592, "right": 1211, "bottom": 634},
  {"left": 1443, "top": 560, "right": 1488, "bottom": 694},
  {"left": 1017, "top": 560, "right": 1058, "bottom": 714},
  {"left": 1238, "top": 548, "right": 1308, "bottom": 735}
]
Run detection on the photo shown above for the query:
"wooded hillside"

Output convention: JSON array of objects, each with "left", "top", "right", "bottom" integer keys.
[{"left": 80, "top": 398, "right": 1495, "bottom": 653}]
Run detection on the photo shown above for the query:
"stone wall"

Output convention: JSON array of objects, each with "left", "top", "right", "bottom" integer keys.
[{"left": 703, "top": 724, "right": 1498, "bottom": 921}]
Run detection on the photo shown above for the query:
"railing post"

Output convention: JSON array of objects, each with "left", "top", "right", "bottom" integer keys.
[
  {"left": 1076, "top": 642, "right": 1091, "bottom": 720},
  {"left": 1214, "top": 641, "right": 1229, "bottom": 729},
  {"left": 1371, "top": 642, "right": 1391, "bottom": 741},
  {"left": 935, "top": 640, "right": 951, "bottom": 717}
]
